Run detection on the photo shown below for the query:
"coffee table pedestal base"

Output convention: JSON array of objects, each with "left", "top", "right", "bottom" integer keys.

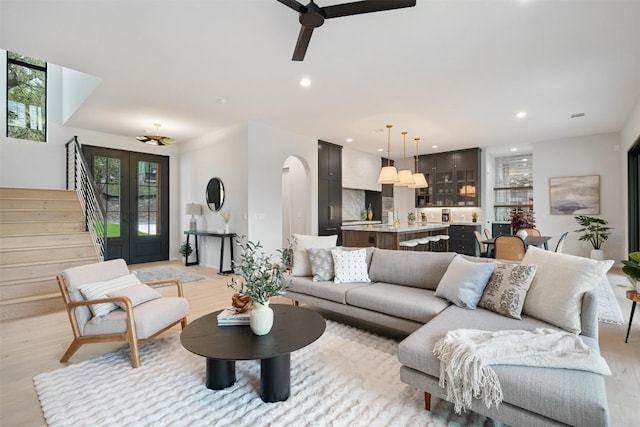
[
  {"left": 206, "top": 359, "right": 236, "bottom": 390},
  {"left": 260, "top": 354, "right": 291, "bottom": 402}
]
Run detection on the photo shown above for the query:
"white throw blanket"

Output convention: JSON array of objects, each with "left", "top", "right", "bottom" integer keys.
[{"left": 433, "top": 328, "right": 611, "bottom": 414}]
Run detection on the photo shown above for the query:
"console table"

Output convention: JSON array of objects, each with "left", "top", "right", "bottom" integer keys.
[{"left": 184, "top": 231, "right": 235, "bottom": 274}]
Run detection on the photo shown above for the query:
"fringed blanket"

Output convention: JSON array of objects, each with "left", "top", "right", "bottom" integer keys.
[{"left": 433, "top": 328, "right": 611, "bottom": 414}]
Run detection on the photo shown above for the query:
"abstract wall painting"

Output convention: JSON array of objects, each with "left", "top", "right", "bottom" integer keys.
[{"left": 549, "top": 175, "right": 600, "bottom": 215}]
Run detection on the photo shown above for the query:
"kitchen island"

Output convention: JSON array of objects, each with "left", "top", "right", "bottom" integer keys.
[{"left": 341, "top": 223, "right": 450, "bottom": 250}]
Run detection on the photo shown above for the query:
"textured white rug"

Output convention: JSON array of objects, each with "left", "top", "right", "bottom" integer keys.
[
  {"left": 596, "top": 276, "right": 624, "bottom": 325},
  {"left": 34, "top": 321, "right": 502, "bottom": 427},
  {"left": 133, "top": 267, "right": 205, "bottom": 285}
]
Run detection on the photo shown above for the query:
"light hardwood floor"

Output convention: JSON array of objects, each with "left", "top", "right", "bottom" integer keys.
[{"left": 1, "top": 260, "right": 638, "bottom": 426}]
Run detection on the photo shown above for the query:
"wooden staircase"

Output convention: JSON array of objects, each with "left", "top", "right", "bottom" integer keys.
[{"left": 0, "top": 188, "right": 98, "bottom": 321}]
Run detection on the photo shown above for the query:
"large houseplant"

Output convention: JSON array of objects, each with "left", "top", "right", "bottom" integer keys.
[
  {"left": 574, "top": 215, "right": 612, "bottom": 260},
  {"left": 621, "top": 252, "right": 640, "bottom": 291},
  {"left": 227, "top": 239, "right": 291, "bottom": 335}
]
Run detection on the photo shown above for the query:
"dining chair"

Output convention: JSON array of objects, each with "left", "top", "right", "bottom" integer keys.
[
  {"left": 483, "top": 228, "right": 493, "bottom": 240},
  {"left": 523, "top": 228, "right": 542, "bottom": 236},
  {"left": 494, "top": 235, "right": 526, "bottom": 261},
  {"left": 473, "top": 230, "right": 489, "bottom": 257},
  {"left": 555, "top": 232, "right": 569, "bottom": 253}
]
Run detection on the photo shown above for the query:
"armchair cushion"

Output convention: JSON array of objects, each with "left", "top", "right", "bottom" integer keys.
[
  {"left": 106, "top": 284, "right": 162, "bottom": 310},
  {"left": 77, "top": 274, "right": 143, "bottom": 317}
]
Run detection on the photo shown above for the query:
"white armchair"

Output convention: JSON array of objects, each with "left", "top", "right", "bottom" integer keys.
[{"left": 57, "top": 259, "right": 189, "bottom": 368}]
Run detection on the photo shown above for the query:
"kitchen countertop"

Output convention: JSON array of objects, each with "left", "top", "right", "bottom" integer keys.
[
  {"left": 341, "top": 223, "right": 450, "bottom": 233},
  {"left": 342, "top": 220, "right": 382, "bottom": 226}
]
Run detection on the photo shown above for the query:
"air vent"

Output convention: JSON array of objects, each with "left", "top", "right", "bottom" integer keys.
[{"left": 570, "top": 112, "right": 585, "bottom": 118}]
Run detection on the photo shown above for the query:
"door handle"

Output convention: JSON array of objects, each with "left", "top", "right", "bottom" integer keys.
[{"left": 329, "top": 205, "right": 334, "bottom": 221}]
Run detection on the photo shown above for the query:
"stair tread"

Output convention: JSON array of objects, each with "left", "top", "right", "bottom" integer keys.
[
  {"left": 2, "top": 257, "right": 97, "bottom": 269},
  {"left": 0, "top": 276, "right": 58, "bottom": 286},
  {"left": 0, "top": 292, "right": 61, "bottom": 305},
  {"left": 0, "top": 243, "right": 94, "bottom": 253}
]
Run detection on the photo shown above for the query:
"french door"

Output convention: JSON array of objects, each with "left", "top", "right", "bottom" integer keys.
[{"left": 82, "top": 145, "right": 170, "bottom": 264}]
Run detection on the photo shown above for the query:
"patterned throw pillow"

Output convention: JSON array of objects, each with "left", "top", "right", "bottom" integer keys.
[
  {"left": 331, "top": 248, "right": 371, "bottom": 284},
  {"left": 291, "top": 234, "right": 338, "bottom": 276},
  {"left": 307, "top": 247, "right": 336, "bottom": 281},
  {"left": 479, "top": 262, "right": 537, "bottom": 319},
  {"left": 77, "top": 273, "right": 143, "bottom": 317}
]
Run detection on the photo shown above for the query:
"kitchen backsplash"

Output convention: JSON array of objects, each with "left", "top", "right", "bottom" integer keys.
[{"left": 342, "top": 188, "right": 366, "bottom": 220}]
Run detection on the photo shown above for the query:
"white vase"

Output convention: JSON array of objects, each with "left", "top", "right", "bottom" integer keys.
[
  {"left": 516, "top": 229, "right": 528, "bottom": 239},
  {"left": 224, "top": 223, "right": 229, "bottom": 234},
  {"left": 590, "top": 249, "right": 605, "bottom": 260},
  {"left": 250, "top": 301, "right": 274, "bottom": 336}
]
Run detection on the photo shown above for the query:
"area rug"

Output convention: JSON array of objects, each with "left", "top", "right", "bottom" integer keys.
[
  {"left": 33, "top": 321, "right": 503, "bottom": 427},
  {"left": 595, "top": 276, "right": 624, "bottom": 325},
  {"left": 133, "top": 267, "right": 205, "bottom": 285}
]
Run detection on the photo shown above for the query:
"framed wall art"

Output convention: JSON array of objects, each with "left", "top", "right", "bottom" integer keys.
[{"left": 549, "top": 175, "right": 600, "bottom": 215}]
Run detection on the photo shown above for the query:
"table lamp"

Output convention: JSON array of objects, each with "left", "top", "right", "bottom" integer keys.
[{"left": 186, "top": 203, "right": 202, "bottom": 231}]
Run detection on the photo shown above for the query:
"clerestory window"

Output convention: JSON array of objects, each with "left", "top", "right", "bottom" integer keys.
[{"left": 6, "top": 51, "right": 47, "bottom": 142}]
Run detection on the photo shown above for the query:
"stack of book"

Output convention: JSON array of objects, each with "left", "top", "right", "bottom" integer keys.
[{"left": 217, "top": 308, "right": 250, "bottom": 326}]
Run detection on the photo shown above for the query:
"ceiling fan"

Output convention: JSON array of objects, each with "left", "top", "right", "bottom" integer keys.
[
  {"left": 277, "top": 0, "right": 416, "bottom": 61},
  {"left": 136, "top": 123, "right": 176, "bottom": 146}
]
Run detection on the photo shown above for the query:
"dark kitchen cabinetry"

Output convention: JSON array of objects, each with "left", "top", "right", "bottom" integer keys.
[
  {"left": 415, "top": 148, "right": 481, "bottom": 208},
  {"left": 449, "top": 224, "right": 481, "bottom": 256},
  {"left": 318, "top": 141, "right": 342, "bottom": 242}
]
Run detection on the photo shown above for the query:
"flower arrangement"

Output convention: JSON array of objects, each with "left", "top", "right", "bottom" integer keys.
[
  {"left": 407, "top": 212, "right": 416, "bottom": 221},
  {"left": 220, "top": 210, "right": 231, "bottom": 224},
  {"left": 227, "top": 239, "right": 291, "bottom": 305},
  {"left": 510, "top": 210, "right": 535, "bottom": 231},
  {"left": 471, "top": 211, "right": 479, "bottom": 222},
  {"left": 574, "top": 215, "right": 612, "bottom": 250}
]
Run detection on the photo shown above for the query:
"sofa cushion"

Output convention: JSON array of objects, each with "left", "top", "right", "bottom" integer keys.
[
  {"left": 434, "top": 255, "right": 495, "bottom": 309},
  {"left": 369, "top": 249, "right": 456, "bottom": 290},
  {"left": 522, "top": 246, "right": 614, "bottom": 333},
  {"left": 307, "top": 247, "right": 336, "bottom": 281},
  {"left": 478, "top": 262, "right": 537, "bottom": 319},
  {"left": 398, "top": 305, "right": 606, "bottom": 427},
  {"left": 345, "top": 283, "right": 450, "bottom": 323},
  {"left": 106, "top": 284, "right": 163, "bottom": 310},
  {"left": 77, "top": 273, "right": 143, "bottom": 317},
  {"left": 288, "top": 276, "right": 371, "bottom": 304},
  {"left": 332, "top": 248, "right": 371, "bottom": 283},
  {"left": 291, "top": 234, "right": 338, "bottom": 276}
]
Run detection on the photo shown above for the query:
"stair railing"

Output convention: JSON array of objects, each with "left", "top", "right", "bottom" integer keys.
[{"left": 65, "top": 136, "right": 107, "bottom": 261}]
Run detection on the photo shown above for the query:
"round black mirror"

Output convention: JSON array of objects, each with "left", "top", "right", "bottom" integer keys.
[{"left": 206, "top": 177, "right": 225, "bottom": 211}]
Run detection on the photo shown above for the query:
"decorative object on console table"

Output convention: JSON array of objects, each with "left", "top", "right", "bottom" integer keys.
[
  {"left": 574, "top": 215, "right": 612, "bottom": 260},
  {"left": 220, "top": 210, "right": 231, "bottom": 234},
  {"left": 227, "top": 239, "right": 292, "bottom": 335},
  {"left": 185, "top": 203, "right": 201, "bottom": 231}
]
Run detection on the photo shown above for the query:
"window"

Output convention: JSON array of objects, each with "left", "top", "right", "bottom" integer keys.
[{"left": 6, "top": 51, "right": 47, "bottom": 142}]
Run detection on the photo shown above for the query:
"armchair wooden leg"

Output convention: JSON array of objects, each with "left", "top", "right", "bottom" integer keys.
[
  {"left": 180, "top": 317, "right": 188, "bottom": 329},
  {"left": 424, "top": 392, "right": 432, "bottom": 411},
  {"left": 129, "top": 339, "right": 141, "bottom": 368},
  {"left": 60, "top": 339, "right": 83, "bottom": 363}
]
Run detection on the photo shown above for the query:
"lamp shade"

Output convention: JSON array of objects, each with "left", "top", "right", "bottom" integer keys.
[
  {"left": 185, "top": 203, "right": 202, "bottom": 216},
  {"left": 395, "top": 169, "right": 415, "bottom": 186},
  {"left": 409, "top": 173, "right": 428, "bottom": 188},
  {"left": 378, "top": 166, "right": 399, "bottom": 184}
]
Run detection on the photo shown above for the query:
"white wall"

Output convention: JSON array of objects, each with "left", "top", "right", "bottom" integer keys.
[
  {"left": 282, "top": 156, "right": 309, "bottom": 246},
  {"left": 532, "top": 133, "right": 624, "bottom": 262},
  {"left": 247, "top": 122, "right": 317, "bottom": 253}
]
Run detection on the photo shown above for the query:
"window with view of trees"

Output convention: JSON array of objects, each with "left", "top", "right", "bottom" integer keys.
[{"left": 6, "top": 51, "right": 47, "bottom": 142}]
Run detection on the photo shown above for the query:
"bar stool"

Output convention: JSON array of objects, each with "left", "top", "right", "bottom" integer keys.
[
  {"left": 426, "top": 235, "right": 441, "bottom": 251},
  {"left": 417, "top": 237, "right": 432, "bottom": 251},
  {"left": 436, "top": 234, "right": 450, "bottom": 251},
  {"left": 399, "top": 239, "right": 419, "bottom": 250}
]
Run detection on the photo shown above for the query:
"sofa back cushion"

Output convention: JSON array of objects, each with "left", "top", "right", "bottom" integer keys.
[{"left": 369, "top": 249, "right": 456, "bottom": 290}]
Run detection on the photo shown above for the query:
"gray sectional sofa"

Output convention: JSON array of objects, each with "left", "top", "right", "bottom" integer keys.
[{"left": 284, "top": 247, "right": 609, "bottom": 427}]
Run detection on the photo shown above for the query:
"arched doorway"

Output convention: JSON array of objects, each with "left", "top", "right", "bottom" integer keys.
[{"left": 282, "top": 156, "right": 311, "bottom": 246}]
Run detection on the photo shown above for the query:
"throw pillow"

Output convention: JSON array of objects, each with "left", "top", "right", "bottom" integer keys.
[
  {"left": 77, "top": 273, "right": 143, "bottom": 317},
  {"left": 307, "top": 247, "right": 336, "bottom": 281},
  {"left": 291, "top": 234, "right": 338, "bottom": 276},
  {"left": 522, "top": 245, "right": 614, "bottom": 333},
  {"left": 331, "top": 248, "right": 371, "bottom": 284},
  {"left": 434, "top": 255, "right": 495, "bottom": 309},
  {"left": 106, "top": 284, "right": 162, "bottom": 310},
  {"left": 479, "top": 262, "right": 537, "bottom": 319}
]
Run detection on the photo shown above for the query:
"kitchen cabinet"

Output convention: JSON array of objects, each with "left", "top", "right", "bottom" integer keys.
[
  {"left": 318, "top": 141, "right": 342, "bottom": 242},
  {"left": 448, "top": 224, "right": 481, "bottom": 256},
  {"left": 415, "top": 148, "right": 481, "bottom": 208}
]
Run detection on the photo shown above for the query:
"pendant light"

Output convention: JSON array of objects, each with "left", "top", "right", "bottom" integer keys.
[
  {"left": 409, "top": 137, "right": 428, "bottom": 189},
  {"left": 377, "top": 124, "right": 399, "bottom": 184},
  {"left": 396, "top": 131, "right": 415, "bottom": 186},
  {"left": 136, "top": 123, "right": 176, "bottom": 146}
]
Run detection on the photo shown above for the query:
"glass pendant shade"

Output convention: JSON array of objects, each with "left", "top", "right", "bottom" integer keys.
[{"left": 378, "top": 166, "right": 399, "bottom": 184}]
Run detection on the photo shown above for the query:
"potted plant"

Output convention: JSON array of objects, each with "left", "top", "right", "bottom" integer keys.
[
  {"left": 471, "top": 212, "right": 479, "bottom": 223},
  {"left": 227, "top": 239, "right": 291, "bottom": 335},
  {"left": 407, "top": 212, "right": 416, "bottom": 226},
  {"left": 574, "top": 215, "right": 613, "bottom": 260},
  {"left": 179, "top": 241, "right": 193, "bottom": 261},
  {"left": 510, "top": 210, "right": 535, "bottom": 231},
  {"left": 621, "top": 252, "right": 640, "bottom": 291}
]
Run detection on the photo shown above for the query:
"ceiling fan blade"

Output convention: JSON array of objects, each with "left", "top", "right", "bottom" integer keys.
[
  {"left": 323, "top": 0, "right": 416, "bottom": 19},
  {"left": 276, "top": 0, "right": 306, "bottom": 13},
  {"left": 292, "top": 25, "right": 314, "bottom": 61}
]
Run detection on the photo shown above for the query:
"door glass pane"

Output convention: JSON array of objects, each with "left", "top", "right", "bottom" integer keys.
[
  {"left": 138, "top": 161, "right": 160, "bottom": 236},
  {"left": 93, "top": 156, "right": 121, "bottom": 237}
]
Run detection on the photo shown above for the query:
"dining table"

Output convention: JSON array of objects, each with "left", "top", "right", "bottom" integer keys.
[{"left": 482, "top": 235, "right": 552, "bottom": 252}]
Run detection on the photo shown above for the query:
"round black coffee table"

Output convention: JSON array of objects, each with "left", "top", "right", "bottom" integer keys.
[{"left": 180, "top": 304, "right": 325, "bottom": 402}]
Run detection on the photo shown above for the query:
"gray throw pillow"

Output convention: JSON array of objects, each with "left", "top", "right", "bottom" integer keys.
[
  {"left": 478, "top": 262, "right": 536, "bottom": 319},
  {"left": 434, "top": 255, "right": 495, "bottom": 309},
  {"left": 307, "top": 247, "right": 336, "bottom": 282}
]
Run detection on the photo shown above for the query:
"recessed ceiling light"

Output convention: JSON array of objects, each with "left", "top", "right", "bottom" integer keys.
[
  {"left": 570, "top": 112, "right": 585, "bottom": 118},
  {"left": 377, "top": 148, "right": 383, "bottom": 152},
  {"left": 516, "top": 111, "right": 527, "bottom": 119},
  {"left": 522, "top": 158, "right": 528, "bottom": 162},
  {"left": 346, "top": 138, "right": 353, "bottom": 142},
  {"left": 216, "top": 97, "right": 228, "bottom": 104},
  {"left": 510, "top": 148, "right": 518, "bottom": 152},
  {"left": 432, "top": 145, "right": 438, "bottom": 149},
  {"left": 299, "top": 77, "right": 311, "bottom": 87}
]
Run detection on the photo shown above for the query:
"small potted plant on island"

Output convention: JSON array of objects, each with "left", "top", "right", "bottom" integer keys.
[
  {"left": 621, "top": 252, "right": 640, "bottom": 292},
  {"left": 227, "top": 239, "right": 291, "bottom": 335},
  {"left": 407, "top": 212, "right": 416, "bottom": 226},
  {"left": 574, "top": 215, "right": 613, "bottom": 260},
  {"left": 510, "top": 210, "right": 535, "bottom": 239}
]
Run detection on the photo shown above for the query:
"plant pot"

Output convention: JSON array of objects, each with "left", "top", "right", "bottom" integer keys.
[
  {"left": 516, "top": 229, "right": 528, "bottom": 240},
  {"left": 250, "top": 301, "right": 274, "bottom": 335},
  {"left": 472, "top": 218, "right": 477, "bottom": 223},
  {"left": 224, "top": 223, "right": 230, "bottom": 234},
  {"left": 590, "top": 249, "right": 605, "bottom": 260},
  {"left": 408, "top": 220, "right": 415, "bottom": 226}
]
